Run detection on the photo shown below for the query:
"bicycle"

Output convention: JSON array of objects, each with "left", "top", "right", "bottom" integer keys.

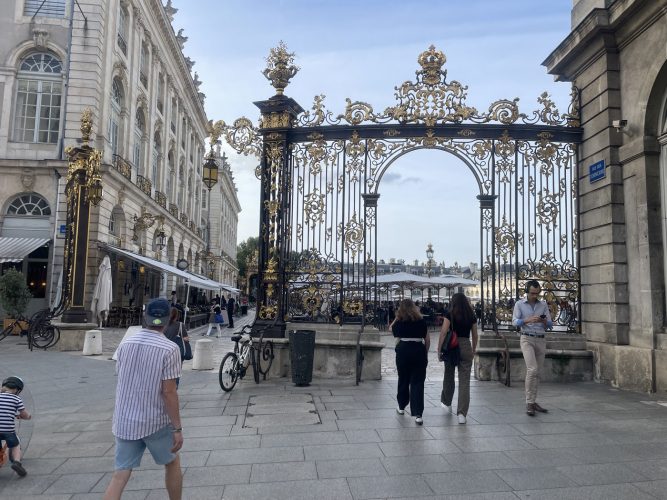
[
  {"left": 218, "top": 324, "right": 274, "bottom": 392},
  {"left": 0, "top": 310, "right": 60, "bottom": 350}
]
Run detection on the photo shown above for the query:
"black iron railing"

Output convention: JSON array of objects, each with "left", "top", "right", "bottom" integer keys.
[
  {"left": 112, "top": 154, "right": 133, "bottom": 180},
  {"left": 136, "top": 175, "right": 152, "bottom": 196}
]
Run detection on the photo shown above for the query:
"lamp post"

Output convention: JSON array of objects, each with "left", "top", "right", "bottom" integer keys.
[
  {"left": 203, "top": 121, "right": 222, "bottom": 279},
  {"left": 60, "top": 109, "right": 103, "bottom": 322},
  {"left": 425, "top": 243, "right": 434, "bottom": 302}
]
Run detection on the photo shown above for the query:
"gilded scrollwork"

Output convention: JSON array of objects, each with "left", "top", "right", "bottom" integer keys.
[
  {"left": 303, "top": 189, "right": 326, "bottom": 225},
  {"left": 494, "top": 216, "right": 516, "bottom": 261}
]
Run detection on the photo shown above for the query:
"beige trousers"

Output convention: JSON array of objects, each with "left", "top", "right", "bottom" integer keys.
[
  {"left": 520, "top": 335, "right": 546, "bottom": 404},
  {"left": 441, "top": 339, "right": 473, "bottom": 416}
]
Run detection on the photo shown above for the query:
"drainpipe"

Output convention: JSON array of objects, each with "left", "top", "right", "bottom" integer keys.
[{"left": 58, "top": 0, "right": 76, "bottom": 160}]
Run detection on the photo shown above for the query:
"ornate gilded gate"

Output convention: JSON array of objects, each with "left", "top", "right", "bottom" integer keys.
[{"left": 222, "top": 43, "right": 582, "bottom": 337}]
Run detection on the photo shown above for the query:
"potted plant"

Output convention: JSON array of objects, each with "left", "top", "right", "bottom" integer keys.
[{"left": 0, "top": 268, "right": 33, "bottom": 334}]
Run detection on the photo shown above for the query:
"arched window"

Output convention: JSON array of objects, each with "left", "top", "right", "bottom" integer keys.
[
  {"left": 109, "top": 210, "right": 116, "bottom": 234},
  {"left": 109, "top": 78, "right": 123, "bottom": 156},
  {"left": 133, "top": 108, "right": 145, "bottom": 175},
  {"left": 14, "top": 52, "right": 62, "bottom": 144},
  {"left": 152, "top": 132, "right": 161, "bottom": 186},
  {"left": 178, "top": 159, "right": 185, "bottom": 206},
  {"left": 117, "top": 5, "right": 128, "bottom": 55},
  {"left": 167, "top": 150, "right": 175, "bottom": 199},
  {"left": 7, "top": 193, "right": 51, "bottom": 216}
]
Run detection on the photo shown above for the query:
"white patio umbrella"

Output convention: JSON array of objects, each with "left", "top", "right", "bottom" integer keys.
[{"left": 92, "top": 255, "right": 113, "bottom": 327}]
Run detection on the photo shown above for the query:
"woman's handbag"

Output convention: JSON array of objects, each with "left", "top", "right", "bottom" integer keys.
[
  {"left": 440, "top": 317, "right": 461, "bottom": 366},
  {"left": 173, "top": 323, "right": 193, "bottom": 361},
  {"left": 214, "top": 313, "right": 225, "bottom": 324}
]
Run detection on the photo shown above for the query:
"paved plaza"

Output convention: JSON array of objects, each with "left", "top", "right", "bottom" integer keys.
[{"left": 1, "top": 319, "right": 667, "bottom": 499}]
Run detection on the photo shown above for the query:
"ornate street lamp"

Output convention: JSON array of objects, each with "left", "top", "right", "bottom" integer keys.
[
  {"left": 59, "top": 109, "right": 104, "bottom": 322},
  {"left": 202, "top": 121, "right": 224, "bottom": 280},
  {"left": 425, "top": 243, "right": 435, "bottom": 301}
]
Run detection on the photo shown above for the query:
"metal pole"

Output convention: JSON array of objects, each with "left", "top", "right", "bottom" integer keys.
[{"left": 183, "top": 281, "right": 191, "bottom": 323}]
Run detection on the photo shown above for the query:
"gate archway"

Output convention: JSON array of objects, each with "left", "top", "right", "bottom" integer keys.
[{"left": 221, "top": 44, "right": 582, "bottom": 337}]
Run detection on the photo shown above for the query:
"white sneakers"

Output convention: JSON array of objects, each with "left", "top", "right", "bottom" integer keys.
[
  {"left": 457, "top": 414, "right": 467, "bottom": 424},
  {"left": 415, "top": 416, "right": 423, "bottom": 425},
  {"left": 441, "top": 402, "right": 452, "bottom": 413},
  {"left": 396, "top": 407, "right": 405, "bottom": 415}
]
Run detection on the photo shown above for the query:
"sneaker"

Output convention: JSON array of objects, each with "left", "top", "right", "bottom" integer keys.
[
  {"left": 11, "top": 461, "right": 27, "bottom": 477},
  {"left": 441, "top": 402, "right": 452, "bottom": 413},
  {"left": 526, "top": 403, "right": 535, "bottom": 416},
  {"left": 396, "top": 407, "right": 405, "bottom": 415},
  {"left": 533, "top": 403, "right": 549, "bottom": 413},
  {"left": 457, "top": 414, "right": 467, "bottom": 424},
  {"left": 415, "top": 416, "right": 423, "bottom": 425}
]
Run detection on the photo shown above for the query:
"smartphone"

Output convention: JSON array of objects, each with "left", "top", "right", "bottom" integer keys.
[{"left": 540, "top": 314, "right": 546, "bottom": 319}]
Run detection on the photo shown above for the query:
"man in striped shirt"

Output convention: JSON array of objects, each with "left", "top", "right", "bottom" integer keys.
[{"left": 104, "top": 298, "right": 183, "bottom": 500}]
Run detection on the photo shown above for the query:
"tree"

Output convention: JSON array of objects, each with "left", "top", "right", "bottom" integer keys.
[
  {"left": 0, "top": 268, "right": 33, "bottom": 318},
  {"left": 236, "top": 236, "right": 259, "bottom": 279}
]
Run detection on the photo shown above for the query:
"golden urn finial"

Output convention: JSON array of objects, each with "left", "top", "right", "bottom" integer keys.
[
  {"left": 417, "top": 45, "right": 446, "bottom": 86},
  {"left": 80, "top": 108, "right": 93, "bottom": 144},
  {"left": 262, "top": 41, "right": 300, "bottom": 95},
  {"left": 207, "top": 120, "right": 225, "bottom": 151}
]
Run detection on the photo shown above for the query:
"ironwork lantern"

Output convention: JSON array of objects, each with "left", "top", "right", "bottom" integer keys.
[
  {"left": 155, "top": 225, "right": 167, "bottom": 251},
  {"left": 202, "top": 154, "right": 218, "bottom": 189}
]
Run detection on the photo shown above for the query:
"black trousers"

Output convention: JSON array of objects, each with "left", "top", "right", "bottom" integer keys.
[
  {"left": 227, "top": 308, "right": 234, "bottom": 327},
  {"left": 395, "top": 341, "right": 428, "bottom": 417}
]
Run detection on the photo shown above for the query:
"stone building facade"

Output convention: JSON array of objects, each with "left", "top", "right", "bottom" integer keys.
[
  {"left": 545, "top": 0, "right": 667, "bottom": 392},
  {"left": 0, "top": 0, "right": 239, "bottom": 318}
]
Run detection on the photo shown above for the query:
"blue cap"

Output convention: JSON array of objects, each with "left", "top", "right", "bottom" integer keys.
[{"left": 144, "top": 298, "right": 171, "bottom": 326}]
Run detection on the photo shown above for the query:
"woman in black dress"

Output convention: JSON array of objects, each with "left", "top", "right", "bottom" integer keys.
[
  {"left": 391, "top": 299, "right": 430, "bottom": 425},
  {"left": 437, "top": 292, "right": 478, "bottom": 424}
]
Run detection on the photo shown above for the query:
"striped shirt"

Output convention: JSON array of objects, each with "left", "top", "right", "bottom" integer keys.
[
  {"left": 0, "top": 392, "right": 25, "bottom": 433},
  {"left": 112, "top": 329, "right": 181, "bottom": 440},
  {"left": 512, "top": 298, "right": 553, "bottom": 334}
]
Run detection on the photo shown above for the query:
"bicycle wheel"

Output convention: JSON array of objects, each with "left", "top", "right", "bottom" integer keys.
[
  {"left": 31, "top": 325, "right": 55, "bottom": 349},
  {"left": 0, "top": 323, "right": 14, "bottom": 342},
  {"left": 250, "top": 346, "right": 259, "bottom": 384},
  {"left": 43, "top": 324, "right": 60, "bottom": 349},
  {"left": 219, "top": 352, "right": 239, "bottom": 392}
]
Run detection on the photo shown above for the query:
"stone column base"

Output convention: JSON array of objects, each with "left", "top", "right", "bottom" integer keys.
[{"left": 52, "top": 322, "right": 97, "bottom": 351}]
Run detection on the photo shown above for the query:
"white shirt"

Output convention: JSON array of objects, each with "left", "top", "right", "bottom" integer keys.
[{"left": 112, "top": 329, "right": 181, "bottom": 440}]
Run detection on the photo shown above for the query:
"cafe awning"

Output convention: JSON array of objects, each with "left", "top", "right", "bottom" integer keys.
[
  {"left": 101, "top": 245, "right": 235, "bottom": 292},
  {"left": 0, "top": 237, "right": 50, "bottom": 263}
]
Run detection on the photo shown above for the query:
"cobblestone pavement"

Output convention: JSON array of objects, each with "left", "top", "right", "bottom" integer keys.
[{"left": 1, "top": 319, "right": 667, "bottom": 499}]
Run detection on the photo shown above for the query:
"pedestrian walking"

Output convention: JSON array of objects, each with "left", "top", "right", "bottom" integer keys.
[
  {"left": 205, "top": 304, "right": 225, "bottom": 337},
  {"left": 438, "top": 292, "right": 478, "bottom": 424},
  {"left": 0, "top": 376, "right": 31, "bottom": 477},
  {"left": 164, "top": 307, "right": 190, "bottom": 387},
  {"left": 104, "top": 298, "right": 183, "bottom": 500},
  {"left": 512, "top": 280, "right": 553, "bottom": 416},
  {"left": 226, "top": 295, "right": 235, "bottom": 328},
  {"left": 390, "top": 299, "right": 430, "bottom": 425}
]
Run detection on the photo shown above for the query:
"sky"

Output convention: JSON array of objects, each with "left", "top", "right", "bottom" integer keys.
[{"left": 173, "top": 0, "right": 574, "bottom": 268}]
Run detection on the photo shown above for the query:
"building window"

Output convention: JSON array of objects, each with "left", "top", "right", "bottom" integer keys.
[
  {"left": 117, "top": 6, "right": 128, "bottom": 55},
  {"left": 170, "top": 98, "right": 177, "bottom": 133},
  {"left": 23, "top": 0, "right": 65, "bottom": 17},
  {"left": 181, "top": 118, "right": 186, "bottom": 148},
  {"left": 152, "top": 132, "right": 161, "bottom": 186},
  {"left": 109, "top": 79, "right": 123, "bottom": 156},
  {"left": 139, "top": 43, "right": 149, "bottom": 88},
  {"left": 7, "top": 193, "right": 51, "bottom": 216},
  {"left": 109, "top": 211, "right": 116, "bottom": 235},
  {"left": 157, "top": 74, "right": 164, "bottom": 114},
  {"left": 13, "top": 52, "right": 62, "bottom": 144},
  {"left": 133, "top": 108, "right": 146, "bottom": 175}
]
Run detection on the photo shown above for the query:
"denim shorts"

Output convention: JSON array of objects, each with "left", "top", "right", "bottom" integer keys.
[
  {"left": 114, "top": 426, "right": 176, "bottom": 470},
  {"left": 0, "top": 431, "right": 20, "bottom": 449}
]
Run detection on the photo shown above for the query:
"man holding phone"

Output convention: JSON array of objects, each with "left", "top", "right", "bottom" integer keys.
[{"left": 512, "top": 280, "right": 553, "bottom": 416}]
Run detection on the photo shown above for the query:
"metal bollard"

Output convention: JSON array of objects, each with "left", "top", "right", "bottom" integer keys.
[
  {"left": 82, "top": 329, "right": 102, "bottom": 355},
  {"left": 192, "top": 338, "right": 214, "bottom": 370}
]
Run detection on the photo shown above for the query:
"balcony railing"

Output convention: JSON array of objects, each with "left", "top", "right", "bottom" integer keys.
[
  {"left": 155, "top": 191, "right": 167, "bottom": 208},
  {"left": 169, "top": 203, "right": 179, "bottom": 218},
  {"left": 179, "top": 213, "right": 188, "bottom": 225},
  {"left": 117, "top": 33, "right": 127, "bottom": 55},
  {"left": 112, "top": 154, "right": 133, "bottom": 180},
  {"left": 136, "top": 175, "right": 152, "bottom": 196},
  {"left": 189, "top": 221, "right": 197, "bottom": 233}
]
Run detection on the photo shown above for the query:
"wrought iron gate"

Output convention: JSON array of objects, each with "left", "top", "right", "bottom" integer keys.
[{"left": 222, "top": 44, "right": 582, "bottom": 336}]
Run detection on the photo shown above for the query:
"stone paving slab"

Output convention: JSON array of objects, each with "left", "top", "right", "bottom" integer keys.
[{"left": 2, "top": 325, "right": 667, "bottom": 498}]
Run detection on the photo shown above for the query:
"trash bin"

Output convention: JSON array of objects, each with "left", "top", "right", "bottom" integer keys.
[
  {"left": 289, "top": 329, "right": 316, "bottom": 386},
  {"left": 241, "top": 305, "right": 248, "bottom": 316}
]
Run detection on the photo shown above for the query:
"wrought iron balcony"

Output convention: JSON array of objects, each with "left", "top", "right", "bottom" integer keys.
[
  {"left": 169, "top": 203, "right": 179, "bottom": 218},
  {"left": 136, "top": 175, "right": 152, "bottom": 196},
  {"left": 112, "top": 154, "right": 133, "bottom": 180},
  {"left": 117, "top": 33, "right": 127, "bottom": 55},
  {"left": 155, "top": 190, "right": 167, "bottom": 208},
  {"left": 179, "top": 212, "right": 188, "bottom": 225},
  {"left": 189, "top": 220, "right": 197, "bottom": 233}
]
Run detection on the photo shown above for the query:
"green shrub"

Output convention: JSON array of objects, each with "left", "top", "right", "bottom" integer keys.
[{"left": 0, "top": 268, "right": 33, "bottom": 318}]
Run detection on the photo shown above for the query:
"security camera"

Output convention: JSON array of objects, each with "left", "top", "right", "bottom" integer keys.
[{"left": 612, "top": 119, "right": 627, "bottom": 131}]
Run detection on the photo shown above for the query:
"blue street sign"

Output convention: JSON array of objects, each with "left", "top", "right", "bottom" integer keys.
[
  {"left": 589, "top": 160, "right": 606, "bottom": 183},
  {"left": 59, "top": 224, "right": 66, "bottom": 235}
]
